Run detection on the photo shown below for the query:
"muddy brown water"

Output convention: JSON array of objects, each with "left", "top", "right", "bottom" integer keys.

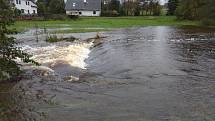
[{"left": 1, "top": 26, "right": 215, "bottom": 121}]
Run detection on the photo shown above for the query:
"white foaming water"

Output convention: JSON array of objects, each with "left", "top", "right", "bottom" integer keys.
[{"left": 23, "top": 42, "right": 93, "bottom": 70}]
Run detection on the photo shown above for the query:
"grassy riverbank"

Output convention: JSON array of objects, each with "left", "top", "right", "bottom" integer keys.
[{"left": 12, "top": 16, "right": 199, "bottom": 33}]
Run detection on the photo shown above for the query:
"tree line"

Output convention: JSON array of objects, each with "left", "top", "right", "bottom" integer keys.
[
  {"left": 102, "top": 0, "right": 162, "bottom": 16},
  {"left": 167, "top": 0, "right": 215, "bottom": 25},
  {"left": 36, "top": 0, "right": 162, "bottom": 17}
]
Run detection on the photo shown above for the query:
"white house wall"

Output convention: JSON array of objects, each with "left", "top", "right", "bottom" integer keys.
[
  {"left": 13, "top": 0, "right": 37, "bottom": 14},
  {"left": 66, "top": 10, "right": 101, "bottom": 16}
]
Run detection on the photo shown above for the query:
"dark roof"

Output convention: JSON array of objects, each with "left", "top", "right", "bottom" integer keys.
[{"left": 65, "top": 0, "right": 101, "bottom": 11}]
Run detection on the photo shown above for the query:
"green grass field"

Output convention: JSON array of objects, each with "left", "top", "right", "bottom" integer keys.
[{"left": 12, "top": 16, "right": 199, "bottom": 33}]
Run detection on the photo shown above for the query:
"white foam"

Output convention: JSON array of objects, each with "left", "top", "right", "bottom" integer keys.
[{"left": 23, "top": 42, "right": 93, "bottom": 70}]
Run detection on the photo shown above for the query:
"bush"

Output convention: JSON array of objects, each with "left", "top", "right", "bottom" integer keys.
[
  {"left": 45, "top": 14, "right": 68, "bottom": 20},
  {"left": 101, "top": 10, "right": 119, "bottom": 17},
  {"left": 201, "top": 19, "right": 215, "bottom": 26},
  {"left": 68, "top": 15, "right": 79, "bottom": 20},
  {"left": 0, "top": 0, "right": 38, "bottom": 81}
]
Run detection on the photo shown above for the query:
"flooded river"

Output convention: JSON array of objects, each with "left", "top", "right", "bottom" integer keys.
[{"left": 1, "top": 26, "right": 215, "bottom": 121}]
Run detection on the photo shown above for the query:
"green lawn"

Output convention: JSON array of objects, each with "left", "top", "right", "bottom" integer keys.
[{"left": 12, "top": 16, "right": 200, "bottom": 33}]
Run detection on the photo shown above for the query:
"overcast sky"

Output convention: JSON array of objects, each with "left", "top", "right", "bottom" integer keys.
[{"left": 160, "top": 0, "right": 167, "bottom": 5}]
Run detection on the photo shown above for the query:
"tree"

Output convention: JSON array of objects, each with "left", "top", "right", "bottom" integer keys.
[
  {"left": 176, "top": 0, "right": 204, "bottom": 20},
  {"left": 36, "top": 0, "right": 48, "bottom": 16},
  {"left": 153, "top": 1, "right": 161, "bottom": 16},
  {"left": 48, "top": 0, "right": 65, "bottom": 14},
  {"left": 175, "top": 0, "right": 215, "bottom": 25},
  {"left": 109, "top": 0, "right": 120, "bottom": 13},
  {"left": 200, "top": 0, "right": 215, "bottom": 25},
  {"left": 122, "top": 0, "right": 139, "bottom": 16},
  {"left": 166, "top": 0, "right": 178, "bottom": 15},
  {"left": 0, "top": 0, "right": 38, "bottom": 81},
  {"left": 36, "top": 0, "right": 65, "bottom": 17},
  {"left": 101, "top": 0, "right": 121, "bottom": 16}
]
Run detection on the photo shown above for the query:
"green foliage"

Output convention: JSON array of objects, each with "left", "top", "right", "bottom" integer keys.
[
  {"left": 48, "top": 0, "right": 65, "bottom": 14},
  {"left": 36, "top": 0, "right": 47, "bottom": 16},
  {"left": 166, "top": 0, "right": 179, "bottom": 15},
  {"left": 108, "top": 0, "right": 121, "bottom": 13},
  {"left": 101, "top": 10, "right": 119, "bottom": 17},
  {"left": 101, "top": 0, "right": 121, "bottom": 16},
  {"left": 134, "top": 5, "right": 140, "bottom": 16},
  {"left": 14, "top": 8, "right": 21, "bottom": 17},
  {"left": 36, "top": 0, "right": 65, "bottom": 18},
  {"left": 46, "top": 14, "right": 68, "bottom": 20},
  {"left": 152, "top": 2, "right": 161, "bottom": 16},
  {"left": 176, "top": 0, "right": 203, "bottom": 20},
  {"left": 102, "top": 0, "right": 161, "bottom": 16},
  {"left": 199, "top": 0, "right": 215, "bottom": 25},
  {"left": 0, "top": 0, "right": 38, "bottom": 81},
  {"left": 176, "top": 0, "right": 215, "bottom": 25}
]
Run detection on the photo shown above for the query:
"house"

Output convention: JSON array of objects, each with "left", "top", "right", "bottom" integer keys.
[
  {"left": 11, "top": 0, "right": 37, "bottom": 15},
  {"left": 65, "top": 0, "right": 101, "bottom": 16}
]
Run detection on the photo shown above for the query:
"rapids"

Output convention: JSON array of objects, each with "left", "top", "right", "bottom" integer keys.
[{"left": 1, "top": 26, "right": 215, "bottom": 121}]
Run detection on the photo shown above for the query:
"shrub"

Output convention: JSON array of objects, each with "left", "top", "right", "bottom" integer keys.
[
  {"left": 45, "top": 14, "right": 68, "bottom": 20},
  {"left": 101, "top": 10, "right": 119, "bottom": 17},
  {"left": 0, "top": 0, "right": 38, "bottom": 81},
  {"left": 201, "top": 19, "right": 215, "bottom": 26},
  {"left": 68, "top": 15, "right": 79, "bottom": 20}
]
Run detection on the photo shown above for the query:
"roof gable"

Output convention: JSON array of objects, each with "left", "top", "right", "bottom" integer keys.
[{"left": 65, "top": 0, "right": 101, "bottom": 11}]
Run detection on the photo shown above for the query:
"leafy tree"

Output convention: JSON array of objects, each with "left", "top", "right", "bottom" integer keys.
[
  {"left": 36, "top": 0, "right": 48, "bottom": 16},
  {"left": 109, "top": 0, "right": 120, "bottom": 12},
  {"left": 48, "top": 0, "right": 65, "bottom": 14},
  {"left": 175, "top": 0, "right": 215, "bottom": 25},
  {"left": 153, "top": 1, "right": 161, "bottom": 16},
  {"left": 166, "top": 0, "right": 178, "bottom": 15},
  {"left": 36, "top": 0, "right": 65, "bottom": 16},
  {"left": 101, "top": 0, "right": 121, "bottom": 16},
  {"left": 14, "top": 8, "right": 21, "bottom": 17},
  {"left": 200, "top": 0, "right": 215, "bottom": 25},
  {"left": 134, "top": 4, "right": 140, "bottom": 16},
  {"left": 176, "top": 0, "right": 204, "bottom": 20},
  {"left": 122, "top": 1, "right": 139, "bottom": 16},
  {"left": 0, "top": 0, "right": 38, "bottom": 81}
]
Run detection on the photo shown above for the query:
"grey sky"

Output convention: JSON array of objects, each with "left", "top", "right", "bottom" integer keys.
[{"left": 160, "top": 0, "right": 167, "bottom": 5}]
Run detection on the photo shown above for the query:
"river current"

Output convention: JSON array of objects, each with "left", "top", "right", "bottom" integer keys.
[{"left": 1, "top": 26, "right": 215, "bottom": 121}]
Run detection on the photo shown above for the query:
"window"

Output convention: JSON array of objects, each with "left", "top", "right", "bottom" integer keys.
[
  {"left": 93, "top": 11, "right": 96, "bottom": 14},
  {"left": 19, "top": 0, "right": 21, "bottom": 4},
  {"left": 26, "top": 1, "right": 27, "bottom": 5},
  {"left": 72, "top": 3, "right": 76, "bottom": 7},
  {"left": 28, "top": 1, "right": 30, "bottom": 5},
  {"left": 33, "top": 10, "right": 36, "bottom": 14},
  {"left": 79, "top": 12, "right": 82, "bottom": 15},
  {"left": 28, "top": 10, "right": 30, "bottom": 14},
  {"left": 16, "top": 0, "right": 18, "bottom": 4},
  {"left": 21, "top": 9, "right": 24, "bottom": 13}
]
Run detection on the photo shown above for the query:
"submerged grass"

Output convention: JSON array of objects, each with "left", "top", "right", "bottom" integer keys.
[
  {"left": 45, "top": 35, "right": 77, "bottom": 42},
  {"left": 50, "top": 28, "right": 111, "bottom": 34},
  {"left": 12, "top": 16, "right": 199, "bottom": 33}
]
